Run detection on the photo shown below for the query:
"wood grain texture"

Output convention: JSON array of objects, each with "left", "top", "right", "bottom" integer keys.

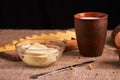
[
  {"left": 0, "top": 29, "right": 77, "bottom": 61},
  {"left": 0, "top": 29, "right": 120, "bottom": 80}
]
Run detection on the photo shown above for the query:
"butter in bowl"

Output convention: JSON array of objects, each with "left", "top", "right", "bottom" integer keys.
[{"left": 15, "top": 39, "right": 65, "bottom": 67}]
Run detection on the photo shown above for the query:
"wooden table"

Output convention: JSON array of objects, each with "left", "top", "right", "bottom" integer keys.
[{"left": 0, "top": 29, "right": 120, "bottom": 80}]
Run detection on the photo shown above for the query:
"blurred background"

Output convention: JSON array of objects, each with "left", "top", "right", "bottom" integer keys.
[{"left": 1, "top": 0, "right": 120, "bottom": 30}]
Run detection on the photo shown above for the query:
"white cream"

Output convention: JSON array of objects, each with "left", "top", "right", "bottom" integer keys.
[{"left": 21, "top": 42, "right": 59, "bottom": 67}]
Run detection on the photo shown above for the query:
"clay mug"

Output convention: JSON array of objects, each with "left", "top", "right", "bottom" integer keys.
[{"left": 74, "top": 12, "right": 108, "bottom": 57}]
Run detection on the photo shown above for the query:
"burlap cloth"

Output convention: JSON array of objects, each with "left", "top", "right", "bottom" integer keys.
[{"left": 0, "top": 29, "right": 120, "bottom": 80}]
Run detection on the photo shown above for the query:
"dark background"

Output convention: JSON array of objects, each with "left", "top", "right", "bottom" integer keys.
[{"left": 1, "top": 0, "right": 120, "bottom": 30}]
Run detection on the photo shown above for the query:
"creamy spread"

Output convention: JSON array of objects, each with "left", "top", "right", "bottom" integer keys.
[{"left": 21, "top": 42, "right": 59, "bottom": 67}]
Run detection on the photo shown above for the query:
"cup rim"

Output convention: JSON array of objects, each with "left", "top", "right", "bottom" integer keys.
[{"left": 74, "top": 12, "right": 108, "bottom": 19}]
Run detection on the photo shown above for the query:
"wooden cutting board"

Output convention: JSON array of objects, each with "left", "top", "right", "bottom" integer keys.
[
  {"left": 0, "top": 43, "right": 21, "bottom": 61},
  {"left": 0, "top": 30, "right": 78, "bottom": 61},
  {"left": 0, "top": 50, "right": 21, "bottom": 61}
]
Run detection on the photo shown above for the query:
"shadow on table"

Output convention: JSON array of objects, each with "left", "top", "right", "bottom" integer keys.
[
  {"left": 63, "top": 50, "right": 80, "bottom": 56},
  {"left": 105, "top": 34, "right": 116, "bottom": 47},
  {"left": 97, "top": 60, "right": 120, "bottom": 70}
]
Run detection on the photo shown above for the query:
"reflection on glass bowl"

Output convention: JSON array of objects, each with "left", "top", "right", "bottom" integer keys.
[{"left": 15, "top": 39, "right": 65, "bottom": 67}]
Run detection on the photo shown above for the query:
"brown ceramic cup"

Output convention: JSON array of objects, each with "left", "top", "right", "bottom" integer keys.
[{"left": 74, "top": 12, "right": 108, "bottom": 57}]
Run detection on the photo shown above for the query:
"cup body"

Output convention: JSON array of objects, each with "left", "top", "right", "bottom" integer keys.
[{"left": 74, "top": 12, "right": 108, "bottom": 57}]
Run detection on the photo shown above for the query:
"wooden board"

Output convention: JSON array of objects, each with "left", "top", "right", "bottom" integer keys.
[{"left": 0, "top": 30, "right": 78, "bottom": 61}]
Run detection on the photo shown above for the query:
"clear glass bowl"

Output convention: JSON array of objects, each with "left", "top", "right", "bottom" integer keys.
[{"left": 15, "top": 39, "right": 65, "bottom": 67}]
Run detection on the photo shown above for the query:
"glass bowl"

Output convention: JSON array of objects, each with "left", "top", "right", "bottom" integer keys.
[{"left": 15, "top": 39, "right": 65, "bottom": 67}]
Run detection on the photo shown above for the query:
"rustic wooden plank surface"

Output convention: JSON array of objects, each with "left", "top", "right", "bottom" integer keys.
[{"left": 0, "top": 29, "right": 120, "bottom": 80}]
